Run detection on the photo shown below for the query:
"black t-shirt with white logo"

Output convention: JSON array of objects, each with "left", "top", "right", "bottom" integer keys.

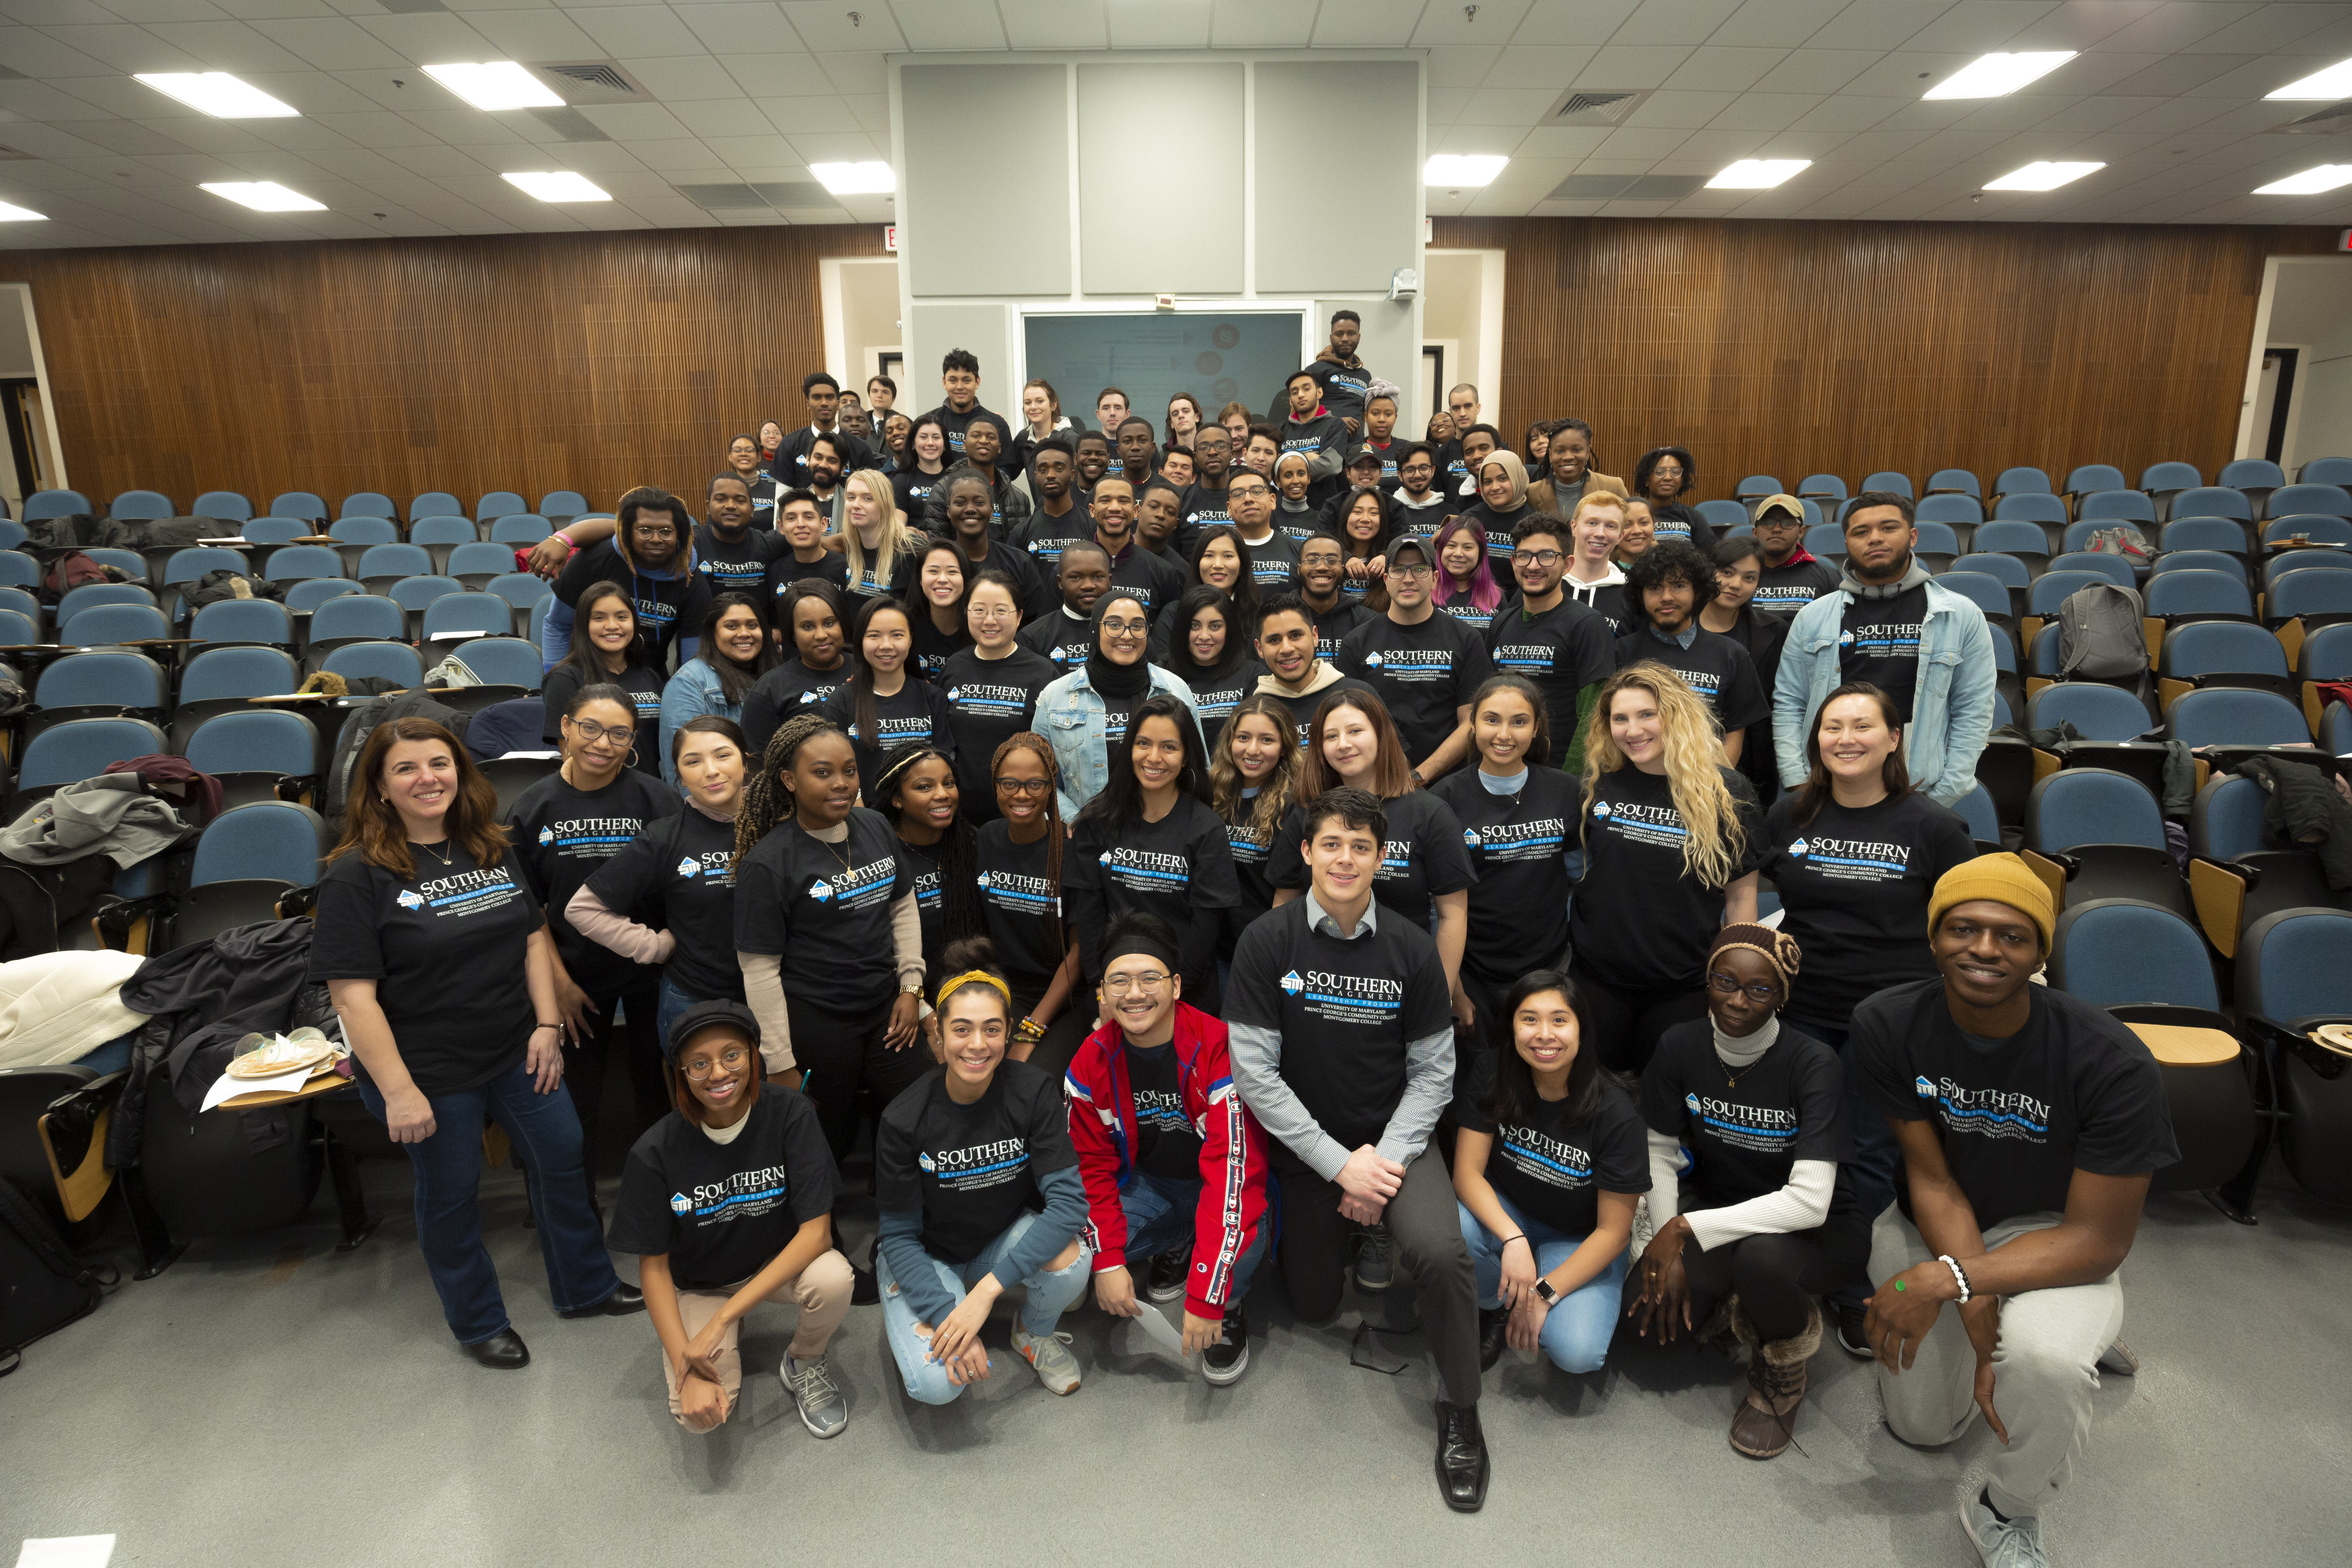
[
  {"left": 895, "top": 836, "right": 947, "bottom": 991},
  {"left": 1266, "top": 789, "right": 1475, "bottom": 933},
  {"left": 1646, "top": 503, "right": 1715, "bottom": 552},
  {"left": 1169, "top": 657, "right": 1259, "bottom": 751},
  {"left": 1015, "top": 509, "right": 1091, "bottom": 577},
  {"left": 1763, "top": 791, "right": 1978, "bottom": 1029},
  {"left": 1109, "top": 544, "right": 1185, "bottom": 616},
  {"left": 876, "top": 1060, "right": 1077, "bottom": 1266},
  {"left": 1613, "top": 626, "right": 1770, "bottom": 734},
  {"left": 1310, "top": 361, "right": 1373, "bottom": 427},
  {"left": 1572, "top": 764, "right": 1766, "bottom": 991},
  {"left": 555, "top": 541, "right": 711, "bottom": 669},
  {"left": 733, "top": 807, "right": 913, "bottom": 1016},
  {"left": 940, "top": 647, "right": 1060, "bottom": 824},
  {"left": 1753, "top": 557, "right": 1842, "bottom": 614},
  {"left": 1642, "top": 1020, "right": 1848, "bottom": 1213},
  {"left": 1237, "top": 532, "right": 1301, "bottom": 594},
  {"left": 694, "top": 521, "right": 788, "bottom": 599},
  {"left": 1456, "top": 1056, "right": 1650, "bottom": 1236},
  {"left": 1066, "top": 796, "right": 1242, "bottom": 980},
  {"left": 1854, "top": 980, "right": 2178, "bottom": 1227},
  {"left": 1014, "top": 610, "right": 1094, "bottom": 675},
  {"left": 1180, "top": 484, "right": 1232, "bottom": 535},
  {"left": 309, "top": 847, "right": 543, "bottom": 1096},
  {"left": 1339, "top": 612, "right": 1497, "bottom": 763},
  {"left": 1487, "top": 599, "right": 1616, "bottom": 759},
  {"left": 538, "top": 662, "right": 662, "bottom": 778},
  {"left": 608, "top": 1091, "right": 839, "bottom": 1292},
  {"left": 739, "top": 656, "right": 853, "bottom": 758},
  {"left": 1220, "top": 800, "right": 1280, "bottom": 931},
  {"left": 584, "top": 806, "right": 744, "bottom": 1005},
  {"left": 1127, "top": 1040, "right": 1204, "bottom": 1181},
  {"left": 507, "top": 769, "right": 681, "bottom": 1003},
  {"left": 975, "top": 820, "right": 1065, "bottom": 1002},
  {"left": 1840, "top": 584, "right": 1928, "bottom": 722},
  {"left": 1303, "top": 599, "right": 1375, "bottom": 664},
  {"left": 764, "top": 550, "right": 850, "bottom": 608},
  {"left": 1225, "top": 897, "right": 1453, "bottom": 1158},
  {"left": 1431, "top": 766, "right": 1581, "bottom": 985},
  {"left": 908, "top": 612, "right": 975, "bottom": 685},
  {"left": 816, "top": 679, "right": 957, "bottom": 788}
]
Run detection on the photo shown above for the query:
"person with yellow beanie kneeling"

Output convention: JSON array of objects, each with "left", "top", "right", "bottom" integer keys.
[{"left": 1851, "top": 853, "right": 2179, "bottom": 1568}]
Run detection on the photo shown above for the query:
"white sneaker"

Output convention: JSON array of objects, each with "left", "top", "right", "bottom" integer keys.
[
  {"left": 782, "top": 1353, "right": 849, "bottom": 1438},
  {"left": 1010, "top": 1327, "right": 1081, "bottom": 1394},
  {"left": 1960, "top": 1490, "right": 2049, "bottom": 1567}
]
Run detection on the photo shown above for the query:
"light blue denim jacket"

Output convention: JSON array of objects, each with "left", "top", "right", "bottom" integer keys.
[
  {"left": 657, "top": 659, "right": 742, "bottom": 789},
  {"left": 1770, "top": 575, "right": 1996, "bottom": 806},
  {"left": 1033, "top": 665, "right": 1203, "bottom": 817}
]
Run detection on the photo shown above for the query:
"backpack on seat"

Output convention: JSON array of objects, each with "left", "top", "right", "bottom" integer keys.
[
  {"left": 324, "top": 690, "right": 467, "bottom": 827},
  {"left": 2057, "top": 581, "right": 2149, "bottom": 683},
  {"left": 2082, "top": 525, "right": 2152, "bottom": 568}
]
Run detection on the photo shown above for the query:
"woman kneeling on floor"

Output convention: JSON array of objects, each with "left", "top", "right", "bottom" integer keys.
[
  {"left": 1625, "top": 924, "right": 1861, "bottom": 1459},
  {"left": 876, "top": 938, "right": 1094, "bottom": 1404},
  {"left": 610, "top": 1000, "right": 853, "bottom": 1438}
]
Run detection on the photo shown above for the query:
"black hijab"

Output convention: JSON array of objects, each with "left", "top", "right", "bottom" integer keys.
[{"left": 1086, "top": 588, "right": 1153, "bottom": 700}]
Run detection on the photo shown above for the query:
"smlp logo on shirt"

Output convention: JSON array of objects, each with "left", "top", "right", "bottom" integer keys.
[
  {"left": 1915, "top": 1075, "right": 1936, "bottom": 1098},
  {"left": 396, "top": 890, "right": 423, "bottom": 910},
  {"left": 539, "top": 827, "right": 555, "bottom": 845},
  {"left": 677, "top": 856, "right": 702, "bottom": 878},
  {"left": 670, "top": 1192, "right": 692, "bottom": 1215},
  {"left": 917, "top": 1151, "right": 936, "bottom": 1172},
  {"left": 809, "top": 878, "right": 835, "bottom": 902},
  {"left": 1590, "top": 801, "right": 1612, "bottom": 819},
  {"left": 1787, "top": 837, "right": 1809, "bottom": 859},
  {"left": 1686, "top": 1091, "right": 1702, "bottom": 1114},
  {"left": 1463, "top": 828, "right": 1480, "bottom": 846},
  {"left": 1280, "top": 969, "right": 1305, "bottom": 996},
  {"left": 1362, "top": 650, "right": 1384, "bottom": 668}
]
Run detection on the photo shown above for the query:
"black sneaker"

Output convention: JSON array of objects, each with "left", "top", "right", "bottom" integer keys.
[
  {"left": 851, "top": 1263, "right": 880, "bottom": 1306},
  {"left": 1146, "top": 1247, "right": 1190, "bottom": 1304},
  {"left": 1202, "top": 1305, "right": 1249, "bottom": 1386},
  {"left": 1478, "top": 1305, "right": 1510, "bottom": 1372},
  {"left": 1832, "top": 1299, "right": 1871, "bottom": 1360}
]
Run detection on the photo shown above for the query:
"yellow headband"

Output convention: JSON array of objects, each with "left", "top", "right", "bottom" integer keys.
[{"left": 935, "top": 970, "right": 1011, "bottom": 1011}]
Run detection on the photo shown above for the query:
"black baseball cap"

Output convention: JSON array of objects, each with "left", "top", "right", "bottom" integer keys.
[{"left": 664, "top": 998, "right": 762, "bottom": 1063}]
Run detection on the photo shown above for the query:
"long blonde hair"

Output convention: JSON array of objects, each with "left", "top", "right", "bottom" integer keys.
[
  {"left": 1581, "top": 662, "right": 1746, "bottom": 889},
  {"left": 838, "top": 468, "right": 912, "bottom": 590},
  {"left": 1209, "top": 693, "right": 1301, "bottom": 839}
]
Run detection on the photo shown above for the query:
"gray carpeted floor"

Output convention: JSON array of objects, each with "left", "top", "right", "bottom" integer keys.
[{"left": 9, "top": 1159, "right": 2351, "bottom": 1566}]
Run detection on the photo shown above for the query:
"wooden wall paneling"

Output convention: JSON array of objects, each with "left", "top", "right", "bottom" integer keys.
[
  {"left": 1432, "top": 218, "right": 2342, "bottom": 499},
  {"left": 0, "top": 225, "right": 889, "bottom": 512}
]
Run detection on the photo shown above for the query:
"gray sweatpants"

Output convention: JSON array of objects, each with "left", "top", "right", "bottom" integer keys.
[{"left": 1870, "top": 1205, "right": 2125, "bottom": 1519}]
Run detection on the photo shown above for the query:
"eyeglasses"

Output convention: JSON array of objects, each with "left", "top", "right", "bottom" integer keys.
[
  {"left": 1512, "top": 549, "right": 1565, "bottom": 568},
  {"left": 1390, "top": 563, "right": 1434, "bottom": 579},
  {"left": 1101, "top": 618, "right": 1149, "bottom": 635},
  {"left": 634, "top": 525, "right": 678, "bottom": 541},
  {"left": 1103, "top": 969, "right": 1170, "bottom": 996},
  {"left": 995, "top": 776, "right": 1052, "bottom": 795},
  {"left": 1228, "top": 484, "right": 1270, "bottom": 498},
  {"left": 566, "top": 717, "right": 629, "bottom": 744},
  {"left": 1707, "top": 972, "right": 1780, "bottom": 1004},
  {"left": 682, "top": 1046, "right": 751, "bottom": 1078}
]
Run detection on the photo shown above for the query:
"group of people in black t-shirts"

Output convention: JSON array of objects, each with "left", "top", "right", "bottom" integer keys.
[{"left": 308, "top": 329, "right": 2174, "bottom": 1563}]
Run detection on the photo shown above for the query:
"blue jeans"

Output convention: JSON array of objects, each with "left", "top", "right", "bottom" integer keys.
[
  {"left": 1796, "top": 1022, "right": 1894, "bottom": 1308},
  {"left": 877, "top": 1211, "right": 1092, "bottom": 1405},
  {"left": 1458, "top": 1191, "right": 1628, "bottom": 1374},
  {"left": 1119, "top": 1169, "right": 1269, "bottom": 1307},
  {"left": 359, "top": 1060, "right": 621, "bottom": 1345},
  {"left": 655, "top": 975, "right": 699, "bottom": 1052}
]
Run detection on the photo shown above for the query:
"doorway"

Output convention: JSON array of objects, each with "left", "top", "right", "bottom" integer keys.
[
  {"left": 0, "top": 283, "right": 64, "bottom": 510},
  {"left": 820, "top": 256, "right": 904, "bottom": 401},
  {"left": 1420, "top": 249, "right": 1505, "bottom": 435}
]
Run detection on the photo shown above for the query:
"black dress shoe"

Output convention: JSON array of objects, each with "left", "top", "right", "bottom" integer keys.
[
  {"left": 558, "top": 1283, "right": 644, "bottom": 1319},
  {"left": 467, "top": 1330, "right": 530, "bottom": 1369},
  {"left": 1435, "top": 1399, "right": 1490, "bottom": 1513},
  {"left": 1478, "top": 1305, "right": 1510, "bottom": 1372}
]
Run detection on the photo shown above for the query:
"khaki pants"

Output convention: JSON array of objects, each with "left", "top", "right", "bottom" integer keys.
[
  {"left": 664, "top": 1249, "right": 854, "bottom": 1432},
  {"left": 1870, "top": 1207, "right": 2125, "bottom": 1519}
]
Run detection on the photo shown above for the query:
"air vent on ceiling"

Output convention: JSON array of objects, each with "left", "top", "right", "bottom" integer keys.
[
  {"left": 1546, "top": 173, "right": 1706, "bottom": 201},
  {"left": 1547, "top": 89, "right": 1650, "bottom": 127},
  {"left": 2270, "top": 100, "right": 2352, "bottom": 135},
  {"left": 676, "top": 182, "right": 837, "bottom": 212},
  {"left": 539, "top": 61, "right": 649, "bottom": 102},
  {"left": 529, "top": 107, "right": 610, "bottom": 143}
]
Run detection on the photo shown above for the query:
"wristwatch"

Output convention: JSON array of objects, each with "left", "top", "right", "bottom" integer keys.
[{"left": 1532, "top": 1278, "right": 1559, "bottom": 1304}]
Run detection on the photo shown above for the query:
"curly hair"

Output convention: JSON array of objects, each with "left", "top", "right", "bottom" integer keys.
[
  {"left": 1209, "top": 692, "right": 1302, "bottom": 840},
  {"left": 733, "top": 712, "right": 849, "bottom": 872},
  {"left": 1581, "top": 662, "right": 1747, "bottom": 890}
]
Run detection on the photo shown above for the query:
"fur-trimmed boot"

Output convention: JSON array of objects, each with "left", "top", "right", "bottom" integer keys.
[{"left": 1728, "top": 1298, "right": 1822, "bottom": 1459}]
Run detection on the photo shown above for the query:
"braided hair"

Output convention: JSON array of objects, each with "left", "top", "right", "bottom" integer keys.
[
  {"left": 869, "top": 742, "right": 984, "bottom": 949},
  {"left": 733, "top": 711, "right": 846, "bottom": 872},
  {"left": 991, "top": 731, "right": 1064, "bottom": 964}
]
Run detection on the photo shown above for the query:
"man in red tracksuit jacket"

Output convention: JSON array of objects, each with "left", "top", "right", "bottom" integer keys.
[{"left": 1066, "top": 913, "right": 1272, "bottom": 1386}]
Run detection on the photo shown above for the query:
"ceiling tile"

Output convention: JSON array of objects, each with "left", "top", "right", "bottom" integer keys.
[
  {"left": 673, "top": 3, "right": 802, "bottom": 54},
  {"left": 1709, "top": 0, "right": 1851, "bottom": 46},
  {"left": 1511, "top": 0, "right": 1642, "bottom": 45},
  {"left": 1511, "top": 124, "right": 1618, "bottom": 158},
  {"left": 466, "top": 7, "right": 602, "bottom": 56},
  {"left": 1608, "top": 0, "right": 1744, "bottom": 45},
  {"left": 1751, "top": 47, "right": 1880, "bottom": 92},
  {"left": 1109, "top": 0, "right": 1212, "bottom": 47},
  {"left": 1481, "top": 45, "right": 1597, "bottom": 89},
  {"left": 1806, "top": 0, "right": 1955, "bottom": 50},
  {"left": 0, "top": 0, "right": 125, "bottom": 25},
  {"left": 891, "top": 0, "right": 1011, "bottom": 48},
  {"left": 842, "top": 92, "right": 886, "bottom": 132},
  {"left": 568, "top": 7, "right": 706, "bottom": 55},
  {"left": 814, "top": 50, "right": 885, "bottom": 94},
  {"left": 1628, "top": 87, "right": 1740, "bottom": 125},
  {"left": 1708, "top": 90, "right": 1824, "bottom": 129},
  {"left": 757, "top": 93, "right": 858, "bottom": 130},
  {"left": 621, "top": 136, "right": 723, "bottom": 169},
  {"left": 1425, "top": 45, "right": 1501, "bottom": 86},
  {"left": 1900, "top": 0, "right": 2058, "bottom": 53},
  {"left": 1313, "top": 0, "right": 1425, "bottom": 47},
  {"left": 1, "top": 76, "right": 133, "bottom": 116},
  {"left": 0, "top": 25, "right": 120, "bottom": 73},
  {"left": 1411, "top": 0, "right": 1535, "bottom": 45},
  {"left": 780, "top": 1, "right": 906, "bottom": 49},
  {"left": 579, "top": 100, "right": 691, "bottom": 138},
  {"left": 271, "top": 16, "right": 409, "bottom": 69},
  {"left": 1452, "top": 87, "right": 1564, "bottom": 124},
  {"left": 997, "top": 0, "right": 1103, "bottom": 48},
  {"left": 35, "top": 23, "right": 207, "bottom": 71},
  {"left": 140, "top": 18, "right": 318, "bottom": 71},
  {"left": 781, "top": 128, "right": 878, "bottom": 160},
  {"left": 669, "top": 96, "right": 773, "bottom": 138},
  {"left": 1425, "top": 85, "right": 1471, "bottom": 121},
  {"left": 1208, "top": 0, "right": 1315, "bottom": 47},
  {"left": 1576, "top": 44, "right": 1697, "bottom": 87},
  {"left": 1662, "top": 44, "right": 1786, "bottom": 89},
  {"left": 350, "top": 12, "right": 502, "bottom": 59},
  {"left": 2185, "top": 3, "right": 2343, "bottom": 54}
]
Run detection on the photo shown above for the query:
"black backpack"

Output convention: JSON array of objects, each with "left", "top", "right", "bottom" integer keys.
[
  {"left": 325, "top": 690, "right": 468, "bottom": 826},
  {"left": 0, "top": 1176, "right": 111, "bottom": 1375}
]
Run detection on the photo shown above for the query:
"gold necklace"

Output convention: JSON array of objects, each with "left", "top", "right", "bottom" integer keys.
[
  {"left": 803, "top": 818, "right": 855, "bottom": 875},
  {"left": 416, "top": 839, "right": 454, "bottom": 870}
]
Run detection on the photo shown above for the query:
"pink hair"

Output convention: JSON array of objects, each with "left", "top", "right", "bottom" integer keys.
[{"left": 1432, "top": 515, "right": 1501, "bottom": 613}]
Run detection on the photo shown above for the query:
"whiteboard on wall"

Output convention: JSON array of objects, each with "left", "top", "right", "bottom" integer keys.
[{"left": 1019, "top": 309, "right": 1311, "bottom": 431}]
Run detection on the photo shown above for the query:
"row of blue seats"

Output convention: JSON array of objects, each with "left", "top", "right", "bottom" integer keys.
[
  {"left": 1702, "top": 483, "right": 2352, "bottom": 537},
  {"left": 1734, "top": 459, "right": 2352, "bottom": 507},
  {"left": 11, "top": 488, "right": 592, "bottom": 526},
  {"left": 2, "top": 581, "right": 548, "bottom": 654}
]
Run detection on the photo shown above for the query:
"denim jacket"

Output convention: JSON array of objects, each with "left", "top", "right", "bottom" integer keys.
[
  {"left": 1033, "top": 665, "right": 1203, "bottom": 817},
  {"left": 1769, "top": 576, "right": 1996, "bottom": 806},
  {"left": 657, "top": 659, "right": 742, "bottom": 788}
]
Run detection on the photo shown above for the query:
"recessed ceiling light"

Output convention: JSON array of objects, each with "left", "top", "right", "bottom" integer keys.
[
  {"left": 1982, "top": 161, "right": 2105, "bottom": 192},
  {"left": 2254, "top": 165, "right": 2352, "bottom": 196},
  {"left": 0, "top": 200, "right": 45, "bottom": 221},
  {"left": 2268, "top": 60, "right": 2352, "bottom": 101},
  {"left": 503, "top": 170, "right": 610, "bottom": 203},
  {"left": 423, "top": 62, "right": 562, "bottom": 111},
  {"left": 1708, "top": 159, "right": 1810, "bottom": 189},
  {"left": 201, "top": 181, "right": 324, "bottom": 212},
  {"left": 134, "top": 73, "right": 298, "bottom": 119},
  {"left": 809, "top": 161, "right": 896, "bottom": 195},
  {"left": 1423, "top": 154, "right": 1509, "bottom": 187},
  {"left": 1924, "top": 52, "right": 2076, "bottom": 100}
]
